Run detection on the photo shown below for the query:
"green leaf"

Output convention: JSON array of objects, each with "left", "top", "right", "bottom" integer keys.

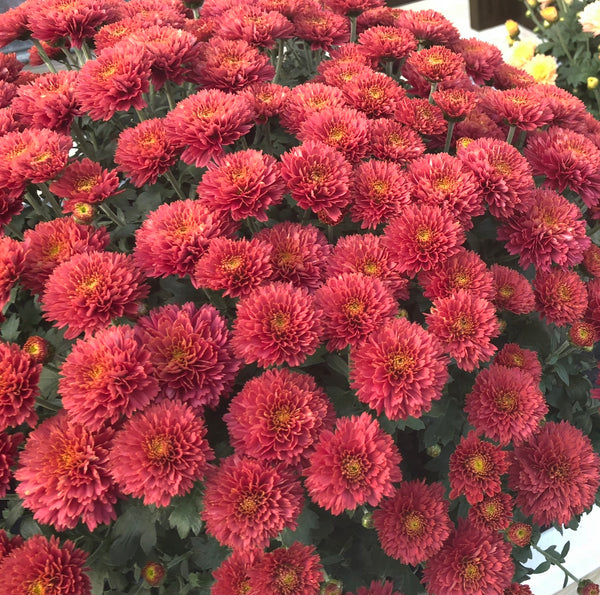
[
  {"left": 279, "top": 504, "right": 320, "bottom": 546},
  {"left": 108, "top": 503, "right": 158, "bottom": 563},
  {"left": 532, "top": 560, "right": 551, "bottom": 574},
  {"left": 1, "top": 314, "right": 19, "bottom": 342},
  {"left": 189, "top": 535, "right": 229, "bottom": 571},
  {"left": 168, "top": 495, "right": 203, "bottom": 539},
  {"left": 326, "top": 352, "right": 349, "bottom": 378},
  {"left": 554, "top": 363, "right": 570, "bottom": 386}
]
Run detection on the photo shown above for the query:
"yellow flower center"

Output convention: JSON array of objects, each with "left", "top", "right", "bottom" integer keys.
[
  {"left": 415, "top": 225, "right": 435, "bottom": 247},
  {"left": 270, "top": 405, "right": 295, "bottom": 433},
  {"left": 461, "top": 559, "right": 482, "bottom": 584},
  {"left": 403, "top": 511, "right": 425, "bottom": 537},
  {"left": 328, "top": 126, "right": 346, "bottom": 143},
  {"left": 221, "top": 254, "right": 244, "bottom": 274},
  {"left": 276, "top": 567, "right": 299, "bottom": 593},
  {"left": 236, "top": 490, "right": 266, "bottom": 517},
  {"left": 467, "top": 453, "right": 491, "bottom": 477},
  {"left": 386, "top": 349, "right": 415, "bottom": 379},
  {"left": 145, "top": 434, "right": 173, "bottom": 462},
  {"left": 449, "top": 314, "right": 475, "bottom": 338},
  {"left": 270, "top": 311, "right": 291, "bottom": 335},
  {"left": 343, "top": 297, "right": 366, "bottom": 319},
  {"left": 75, "top": 175, "right": 98, "bottom": 193},
  {"left": 341, "top": 453, "right": 365, "bottom": 483},
  {"left": 495, "top": 390, "right": 518, "bottom": 412}
]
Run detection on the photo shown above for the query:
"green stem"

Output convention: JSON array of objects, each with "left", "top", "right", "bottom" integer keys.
[
  {"left": 38, "top": 182, "right": 63, "bottom": 216},
  {"left": 384, "top": 60, "right": 393, "bottom": 77},
  {"left": 444, "top": 120, "right": 456, "bottom": 153},
  {"left": 162, "top": 169, "right": 187, "bottom": 201},
  {"left": 32, "top": 39, "right": 57, "bottom": 74},
  {"left": 349, "top": 15, "right": 357, "bottom": 44},
  {"left": 99, "top": 202, "right": 126, "bottom": 227},
  {"left": 530, "top": 542, "right": 580, "bottom": 585},
  {"left": 36, "top": 397, "right": 61, "bottom": 412},
  {"left": 273, "top": 38, "right": 285, "bottom": 84},
  {"left": 135, "top": 108, "right": 147, "bottom": 123},
  {"left": 3, "top": 222, "right": 23, "bottom": 240},
  {"left": 59, "top": 47, "right": 75, "bottom": 70},
  {"left": 260, "top": 121, "right": 273, "bottom": 154},
  {"left": 428, "top": 81, "right": 438, "bottom": 104},
  {"left": 554, "top": 26, "right": 574, "bottom": 63},
  {"left": 24, "top": 190, "right": 50, "bottom": 220},
  {"left": 71, "top": 118, "right": 99, "bottom": 159},
  {"left": 163, "top": 80, "right": 176, "bottom": 112},
  {"left": 506, "top": 125, "right": 517, "bottom": 145},
  {"left": 80, "top": 39, "right": 93, "bottom": 62}
]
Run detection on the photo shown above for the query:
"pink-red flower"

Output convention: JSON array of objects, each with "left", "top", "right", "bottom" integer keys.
[
  {"left": 292, "top": 7, "right": 350, "bottom": 51},
  {"left": 369, "top": 118, "right": 425, "bottom": 165},
  {"left": 395, "top": 9, "right": 460, "bottom": 46},
  {"left": 490, "top": 264, "right": 536, "bottom": 315},
  {"left": 358, "top": 25, "right": 417, "bottom": 64},
  {"left": 218, "top": 5, "right": 295, "bottom": 48},
  {"left": 494, "top": 343, "right": 543, "bottom": 385},
  {"left": 341, "top": 70, "right": 405, "bottom": 119},
  {"left": 405, "top": 45, "right": 465, "bottom": 84},
  {"left": 468, "top": 492, "right": 513, "bottom": 532},
  {"left": 211, "top": 550, "right": 256, "bottom": 595},
  {"left": 304, "top": 413, "right": 402, "bottom": 515},
  {"left": 482, "top": 86, "right": 552, "bottom": 131},
  {"left": 533, "top": 268, "right": 588, "bottom": 327},
  {"left": 348, "top": 580, "right": 402, "bottom": 595},
  {"left": 0, "top": 431, "right": 22, "bottom": 499},
  {"left": 109, "top": 400, "right": 214, "bottom": 507},
  {"left": 508, "top": 421, "right": 600, "bottom": 526},
  {"left": 0, "top": 236, "right": 24, "bottom": 314}
]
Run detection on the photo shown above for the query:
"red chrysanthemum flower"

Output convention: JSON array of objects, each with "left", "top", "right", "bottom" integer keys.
[
  {"left": 292, "top": 7, "right": 350, "bottom": 51},
  {"left": 508, "top": 421, "right": 600, "bottom": 526},
  {"left": 448, "top": 432, "right": 508, "bottom": 504},
  {"left": 247, "top": 542, "right": 323, "bottom": 595},
  {"left": 490, "top": 264, "right": 536, "bottom": 315},
  {"left": 457, "top": 137, "right": 535, "bottom": 220},
  {"left": 426, "top": 290, "right": 500, "bottom": 371},
  {"left": 211, "top": 550, "right": 257, "bottom": 595},
  {"left": 41, "top": 251, "right": 149, "bottom": 340},
  {"left": 0, "top": 236, "right": 24, "bottom": 314},
  {"left": 75, "top": 41, "right": 152, "bottom": 121},
  {"left": 408, "top": 153, "right": 484, "bottom": 229},
  {"left": 0, "top": 529, "right": 23, "bottom": 562},
  {"left": 494, "top": 343, "right": 542, "bottom": 385},
  {"left": 341, "top": 70, "right": 405, "bottom": 119},
  {"left": 202, "top": 454, "right": 304, "bottom": 553},
  {"left": 298, "top": 106, "right": 370, "bottom": 163},
  {"left": 579, "top": 581, "right": 600, "bottom": 595},
  {"left": 314, "top": 272, "right": 397, "bottom": 351},
  {"left": 507, "top": 522, "right": 532, "bottom": 547},
  {"left": 357, "top": 6, "right": 399, "bottom": 32},
  {"left": 324, "top": 0, "right": 383, "bottom": 15},
  {"left": 304, "top": 413, "right": 402, "bottom": 515},
  {"left": 0, "top": 129, "right": 34, "bottom": 200},
  {"left": 218, "top": 5, "right": 294, "bottom": 48},
  {"left": 350, "top": 159, "right": 412, "bottom": 229},
  {"left": 232, "top": 282, "right": 322, "bottom": 368},
  {"left": 422, "top": 519, "right": 514, "bottom": 595},
  {"left": 163, "top": 88, "right": 254, "bottom": 168},
  {"left": 114, "top": 118, "right": 177, "bottom": 187},
  {"left": 59, "top": 325, "right": 159, "bottom": 432},
  {"left": 369, "top": 118, "right": 426, "bottom": 165},
  {"left": 394, "top": 9, "right": 460, "bottom": 46},
  {"left": 394, "top": 96, "right": 447, "bottom": 136},
  {"left": 327, "top": 233, "right": 409, "bottom": 300},
  {"left": 543, "top": 85, "right": 589, "bottom": 131},
  {"left": 11, "top": 70, "right": 80, "bottom": 135},
  {"left": 280, "top": 140, "right": 352, "bottom": 221},
  {"left": 584, "top": 244, "right": 600, "bottom": 277},
  {"left": 504, "top": 584, "right": 534, "bottom": 595},
  {"left": 533, "top": 268, "right": 588, "bottom": 327},
  {"left": 120, "top": 0, "right": 187, "bottom": 26},
  {"left": 49, "top": 158, "right": 121, "bottom": 214},
  {"left": 569, "top": 320, "right": 598, "bottom": 348},
  {"left": 483, "top": 86, "right": 552, "bottom": 132},
  {"left": 190, "top": 37, "right": 275, "bottom": 92},
  {"left": 419, "top": 249, "right": 495, "bottom": 301},
  {"left": 383, "top": 203, "right": 465, "bottom": 278},
  {"left": 493, "top": 63, "right": 535, "bottom": 90},
  {"left": 498, "top": 188, "right": 590, "bottom": 272},
  {"left": 225, "top": 367, "right": 334, "bottom": 467},
  {"left": 350, "top": 317, "right": 449, "bottom": 420},
  {"left": 193, "top": 236, "right": 273, "bottom": 298},
  {"left": 358, "top": 25, "right": 417, "bottom": 65},
  {"left": 109, "top": 400, "right": 214, "bottom": 507},
  {"left": 0, "top": 431, "right": 22, "bottom": 499},
  {"left": 0, "top": 535, "right": 91, "bottom": 595},
  {"left": 197, "top": 149, "right": 285, "bottom": 222},
  {"left": 0, "top": 4, "right": 29, "bottom": 49},
  {"left": 134, "top": 199, "right": 237, "bottom": 279},
  {"left": 451, "top": 37, "right": 503, "bottom": 85},
  {"left": 405, "top": 45, "right": 465, "bottom": 84},
  {"left": 255, "top": 222, "right": 330, "bottom": 293},
  {"left": 431, "top": 87, "right": 478, "bottom": 121},
  {"left": 0, "top": 342, "right": 41, "bottom": 433},
  {"left": 468, "top": 492, "right": 513, "bottom": 532},
  {"left": 348, "top": 580, "right": 402, "bottom": 595},
  {"left": 454, "top": 106, "right": 505, "bottom": 142},
  {"left": 240, "top": 82, "right": 289, "bottom": 124},
  {"left": 524, "top": 126, "right": 600, "bottom": 209},
  {"left": 319, "top": 60, "right": 374, "bottom": 89},
  {"left": 373, "top": 479, "right": 452, "bottom": 566},
  {"left": 15, "top": 411, "right": 117, "bottom": 531},
  {"left": 94, "top": 17, "right": 151, "bottom": 53},
  {"left": 136, "top": 302, "right": 240, "bottom": 410},
  {"left": 465, "top": 364, "right": 547, "bottom": 446}
]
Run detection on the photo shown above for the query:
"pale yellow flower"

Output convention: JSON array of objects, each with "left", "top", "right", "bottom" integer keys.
[
  {"left": 579, "top": 0, "right": 600, "bottom": 37},
  {"left": 508, "top": 40, "right": 538, "bottom": 68},
  {"left": 522, "top": 54, "right": 558, "bottom": 84}
]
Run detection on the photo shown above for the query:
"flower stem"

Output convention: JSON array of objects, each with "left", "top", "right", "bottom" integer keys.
[
  {"left": 3, "top": 222, "right": 23, "bottom": 240},
  {"left": 444, "top": 120, "right": 456, "bottom": 153},
  {"left": 273, "top": 38, "right": 285, "bottom": 84},
  {"left": 163, "top": 80, "right": 176, "bottom": 112},
  {"left": 162, "top": 169, "right": 187, "bottom": 201},
  {"left": 38, "top": 182, "right": 63, "bottom": 216},
  {"left": 349, "top": 15, "right": 357, "bottom": 44},
  {"left": 428, "top": 81, "right": 438, "bottom": 104},
  {"left": 80, "top": 39, "right": 94, "bottom": 62},
  {"left": 24, "top": 190, "right": 50, "bottom": 220},
  {"left": 99, "top": 202, "right": 126, "bottom": 227},
  {"left": 530, "top": 542, "right": 580, "bottom": 585},
  {"left": 506, "top": 125, "right": 517, "bottom": 145},
  {"left": 32, "top": 40, "right": 57, "bottom": 74}
]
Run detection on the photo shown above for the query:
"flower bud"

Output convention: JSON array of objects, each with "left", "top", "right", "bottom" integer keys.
[
  {"left": 569, "top": 321, "right": 597, "bottom": 349},
  {"left": 23, "top": 336, "right": 50, "bottom": 365},
  {"left": 427, "top": 444, "right": 442, "bottom": 458},
  {"left": 578, "top": 580, "right": 600, "bottom": 595},
  {"left": 588, "top": 77, "right": 599, "bottom": 90},
  {"left": 505, "top": 19, "right": 520, "bottom": 37},
  {"left": 526, "top": 0, "right": 537, "bottom": 6},
  {"left": 361, "top": 511, "right": 374, "bottom": 528},
  {"left": 142, "top": 562, "right": 166, "bottom": 586},
  {"left": 507, "top": 522, "right": 532, "bottom": 547},
  {"left": 540, "top": 6, "right": 558, "bottom": 22},
  {"left": 72, "top": 202, "right": 95, "bottom": 225},
  {"left": 321, "top": 579, "right": 343, "bottom": 595}
]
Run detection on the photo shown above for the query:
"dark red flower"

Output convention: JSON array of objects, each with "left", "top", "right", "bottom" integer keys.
[
  {"left": 394, "top": 9, "right": 460, "bottom": 46},
  {"left": 369, "top": 118, "right": 426, "bottom": 165},
  {"left": 451, "top": 37, "right": 503, "bottom": 84},
  {"left": 293, "top": 6, "right": 350, "bottom": 51},
  {"left": 468, "top": 492, "right": 513, "bottom": 532},
  {"left": 341, "top": 69, "right": 405, "bottom": 119},
  {"left": 490, "top": 265, "right": 535, "bottom": 315},
  {"left": 533, "top": 268, "right": 588, "bottom": 327},
  {"left": 0, "top": 236, "right": 24, "bottom": 314},
  {"left": 0, "top": 431, "right": 22, "bottom": 499},
  {"left": 507, "top": 522, "right": 532, "bottom": 547},
  {"left": 218, "top": 5, "right": 294, "bottom": 48},
  {"left": 494, "top": 343, "right": 542, "bottom": 385},
  {"left": 358, "top": 25, "right": 417, "bottom": 64}
]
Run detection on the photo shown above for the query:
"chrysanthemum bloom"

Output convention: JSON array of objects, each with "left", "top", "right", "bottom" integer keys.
[
  {"left": 350, "top": 317, "right": 448, "bottom": 420},
  {"left": 94, "top": 17, "right": 151, "bottom": 53},
  {"left": 569, "top": 320, "right": 598, "bottom": 348},
  {"left": 202, "top": 454, "right": 304, "bottom": 553},
  {"left": 468, "top": 492, "right": 513, "bottom": 532},
  {"left": 197, "top": 149, "right": 285, "bottom": 222},
  {"left": 134, "top": 199, "right": 237, "bottom": 279},
  {"left": 341, "top": 70, "right": 405, "bottom": 119},
  {"left": 373, "top": 479, "right": 452, "bottom": 566},
  {"left": 193, "top": 237, "right": 273, "bottom": 298},
  {"left": 292, "top": 7, "right": 350, "bottom": 51},
  {"left": 431, "top": 88, "right": 478, "bottom": 121},
  {"left": 225, "top": 368, "right": 334, "bottom": 467},
  {"left": 490, "top": 264, "right": 535, "bottom": 315},
  {"left": 0, "top": 431, "right": 22, "bottom": 499},
  {"left": 21, "top": 218, "right": 110, "bottom": 296},
  {"left": 465, "top": 364, "right": 547, "bottom": 445},
  {"left": 163, "top": 88, "right": 254, "bottom": 168},
  {"left": 319, "top": 60, "right": 374, "bottom": 89},
  {"left": 11, "top": 70, "right": 80, "bottom": 135},
  {"left": 455, "top": 106, "right": 505, "bottom": 142},
  {"left": 114, "top": 118, "right": 177, "bottom": 188},
  {"left": 533, "top": 268, "right": 588, "bottom": 327},
  {"left": 255, "top": 222, "right": 330, "bottom": 293},
  {"left": 419, "top": 249, "right": 495, "bottom": 301},
  {"left": 76, "top": 41, "right": 151, "bottom": 121},
  {"left": 358, "top": 25, "right": 417, "bottom": 65},
  {"left": 494, "top": 343, "right": 542, "bottom": 385},
  {"left": 535, "top": 86, "right": 587, "bottom": 131},
  {"left": 382, "top": 203, "right": 464, "bottom": 278},
  {"left": 482, "top": 86, "right": 553, "bottom": 132},
  {"left": 493, "top": 63, "right": 536, "bottom": 90},
  {"left": 190, "top": 37, "right": 275, "bottom": 92},
  {"left": 578, "top": 580, "right": 600, "bottom": 595},
  {"left": 142, "top": 562, "right": 166, "bottom": 587},
  {"left": 369, "top": 118, "right": 425, "bottom": 165},
  {"left": 522, "top": 54, "right": 558, "bottom": 85},
  {"left": 509, "top": 421, "right": 600, "bottom": 526},
  {"left": 212, "top": 550, "right": 258, "bottom": 595},
  {"left": 109, "top": 400, "right": 214, "bottom": 507},
  {"left": 394, "top": 9, "right": 460, "bottom": 46},
  {"left": 0, "top": 529, "right": 23, "bottom": 562},
  {"left": 234, "top": 282, "right": 322, "bottom": 368},
  {"left": 42, "top": 251, "right": 149, "bottom": 340},
  {"left": 324, "top": 0, "right": 383, "bottom": 15},
  {"left": 0, "top": 342, "right": 41, "bottom": 433},
  {"left": 240, "top": 82, "right": 289, "bottom": 124},
  {"left": 218, "top": 5, "right": 294, "bottom": 48},
  {"left": 524, "top": 126, "right": 600, "bottom": 209},
  {"left": 579, "top": 0, "right": 600, "bottom": 35},
  {"left": 314, "top": 272, "right": 397, "bottom": 351},
  {"left": 0, "top": 188, "right": 22, "bottom": 228},
  {"left": 408, "top": 153, "right": 484, "bottom": 229},
  {"left": 0, "top": 80, "right": 16, "bottom": 110},
  {"left": 0, "top": 535, "right": 91, "bottom": 595},
  {"left": 59, "top": 325, "right": 159, "bottom": 432},
  {"left": 136, "top": 302, "right": 240, "bottom": 410},
  {"left": 356, "top": 6, "right": 399, "bottom": 32},
  {"left": 120, "top": 0, "right": 188, "bottom": 26},
  {"left": 298, "top": 106, "right": 370, "bottom": 163},
  {"left": 49, "top": 158, "right": 121, "bottom": 214},
  {"left": 457, "top": 137, "right": 535, "bottom": 220},
  {"left": 328, "top": 234, "right": 409, "bottom": 300},
  {"left": 16, "top": 411, "right": 117, "bottom": 531},
  {"left": 422, "top": 519, "right": 514, "bottom": 595},
  {"left": 0, "top": 4, "right": 29, "bottom": 49},
  {"left": 0, "top": 106, "right": 21, "bottom": 138},
  {"left": 348, "top": 580, "right": 402, "bottom": 595},
  {"left": 350, "top": 159, "right": 412, "bottom": 229},
  {"left": 0, "top": 236, "right": 24, "bottom": 313},
  {"left": 0, "top": 129, "right": 35, "bottom": 200},
  {"left": 587, "top": 278, "right": 600, "bottom": 330},
  {"left": 247, "top": 542, "right": 323, "bottom": 595},
  {"left": 498, "top": 188, "right": 590, "bottom": 272},
  {"left": 584, "top": 244, "right": 600, "bottom": 277},
  {"left": 404, "top": 45, "right": 465, "bottom": 85},
  {"left": 507, "top": 522, "right": 532, "bottom": 547},
  {"left": 280, "top": 140, "right": 352, "bottom": 221},
  {"left": 451, "top": 37, "right": 502, "bottom": 85},
  {"left": 304, "top": 413, "right": 402, "bottom": 515},
  {"left": 394, "top": 96, "right": 447, "bottom": 136}
]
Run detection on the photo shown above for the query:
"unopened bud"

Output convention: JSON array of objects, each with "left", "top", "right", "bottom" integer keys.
[
  {"left": 23, "top": 336, "right": 49, "bottom": 365},
  {"left": 427, "top": 444, "right": 442, "bottom": 458},
  {"left": 540, "top": 6, "right": 558, "bottom": 22},
  {"left": 361, "top": 511, "right": 374, "bottom": 529},
  {"left": 578, "top": 579, "right": 600, "bottom": 595},
  {"left": 321, "top": 579, "right": 343, "bottom": 595},
  {"left": 505, "top": 19, "right": 520, "bottom": 38},
  {"left": 507, "top": 522, "right": 532, "bottom": 547},
  {"left": 72, "top": 202, "right": 95, "bottom": 225},
  {"left": 142, "top": 562, "right": 166, "bottom": 586},
  {"left": 589, "top": 76, "right": 599, "bottom": 90}
]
